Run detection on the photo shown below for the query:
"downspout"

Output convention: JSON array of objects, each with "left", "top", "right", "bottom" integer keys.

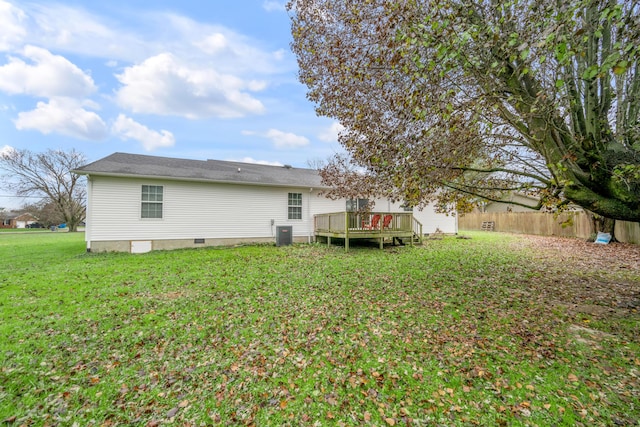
[
  {"left": 85, "top": 175, "right": 93, "bottom": 252},
  {"left": 308, "top": 188, "right": 313, "bottom": 243}
]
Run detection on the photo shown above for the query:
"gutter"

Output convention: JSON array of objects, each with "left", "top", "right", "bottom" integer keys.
[{"left": 71, "top": 170, "right": 330, "bottom": 190}]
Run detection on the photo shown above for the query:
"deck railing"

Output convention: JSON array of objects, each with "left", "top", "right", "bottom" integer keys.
[
  {"left": 314, "top": 212, "right": 420, "bottom": 235},
  {"left": 314, "top": 212, "right": 348, "bottom": 233}
]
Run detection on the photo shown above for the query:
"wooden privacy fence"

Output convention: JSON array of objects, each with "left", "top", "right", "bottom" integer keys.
[{"left": 459, "top": 212, "right": 640, "bottom": 244}]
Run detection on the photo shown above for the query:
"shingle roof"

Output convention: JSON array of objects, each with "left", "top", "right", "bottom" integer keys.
[{"left": 73, "top": 152, "right": 325, "bottom": 188}]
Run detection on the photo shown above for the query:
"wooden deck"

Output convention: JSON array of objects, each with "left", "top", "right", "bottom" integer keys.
[{"left": 314, "top": 212, "right": 423, "bottom": 251}]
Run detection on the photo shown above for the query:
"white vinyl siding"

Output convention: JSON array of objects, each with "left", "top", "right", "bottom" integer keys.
[
  {"left": 83, "top": 176, "right": 456, "bottom": 244},
  {"left": 86, "top": 177, "right": 344, "bottom": 241},
  {"left": 383, "top": 199, "right": 457, "bottom": 234}
]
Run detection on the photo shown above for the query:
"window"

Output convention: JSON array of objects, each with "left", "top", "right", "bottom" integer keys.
[
  {"left": 346, "top": 198, "right": 369, "bottom": 212},
  {"left": 288, "top": 192, "right": 302, "bottom": 220},
  {"left": 141, "top": 185, "right": 163, "bottom": 219}
]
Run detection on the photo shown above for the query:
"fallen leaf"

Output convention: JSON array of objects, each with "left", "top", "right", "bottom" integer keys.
[
  {"left": 166, "top": 407, "right": 179, "bottom": 418},
  {"left": 364, "top": 411, "right": 371, "bottom": 421},
  {"left": 568, "top": 373, "right": 579, "bottom": 382},
  {"left": 385, "top": 417, "right": 396, "bottom": 426},
  {"left": 326, "top": 395, "right": 338, "bottom": 405},
  {"left": 178, "top": 399, "right": 189, "bottom": 408}
]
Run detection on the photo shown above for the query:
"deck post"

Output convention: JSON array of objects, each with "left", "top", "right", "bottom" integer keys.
[
  {"left": 379, "top": 237, "right": 383, "bottom": 249},
  {"left": 345, "top": 212, "right": 349, "bottom": 252}
]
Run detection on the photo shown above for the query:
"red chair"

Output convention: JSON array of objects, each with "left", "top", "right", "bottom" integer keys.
[
  {"left": 382, "top": 214, "right": 393, "bottom": 230},
  {"left": 363, "top": 214, "right": 381, "bottom": 230}
]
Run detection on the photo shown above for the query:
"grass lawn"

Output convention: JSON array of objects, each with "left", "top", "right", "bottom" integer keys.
[{"left": 0, "top": 232, "right": 638, "bottom": 426}]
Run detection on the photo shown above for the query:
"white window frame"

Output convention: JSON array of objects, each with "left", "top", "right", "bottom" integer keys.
[
  {"left": 141, "top": 185, "right": 163, "bottom": 219},
  {"left": 288, "top": 192, "right": 303, "bottom": 220}
]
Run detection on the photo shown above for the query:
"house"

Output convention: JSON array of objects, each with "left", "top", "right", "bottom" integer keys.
[
  {"left": 476, "top": 193, "right": 541, "bottom": 213},
  {"left": 72, "top": 153, "right": 457, "bottom": 253},
  {"left": 0, "top": 211, "right": 38, "bottom": 229},
  {"left": 476, "top": 192, "right": 583, "bottom": 213}
]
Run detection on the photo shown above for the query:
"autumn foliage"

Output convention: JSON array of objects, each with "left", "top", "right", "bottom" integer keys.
[{"left": 288, "top": 0, "right": 640, "bottom": 222}]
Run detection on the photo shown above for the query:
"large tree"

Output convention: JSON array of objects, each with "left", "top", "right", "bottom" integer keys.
[
  {"left": 0, "top": 148, "right": 87, "bottom": 232},
  {"left": 288, "top": 0, "right": 640, "bottom": 227}
]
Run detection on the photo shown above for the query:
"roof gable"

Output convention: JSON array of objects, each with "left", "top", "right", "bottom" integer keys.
[
  {"left": 0, "top": 211, "right": 37, "bottom": 220},
  {"left": 73, "top": 153, "right": 325, "bottom": 188}
]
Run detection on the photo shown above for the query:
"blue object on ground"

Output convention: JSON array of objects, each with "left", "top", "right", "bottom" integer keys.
[{"left": 594, "top": 232, "right": 611, "bottom": 244}]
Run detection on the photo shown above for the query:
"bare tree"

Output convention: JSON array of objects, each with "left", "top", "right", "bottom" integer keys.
[
  {"left": 0, "top": 148, "right": 87, "bottom": 232},
  {"left": 288, "top": 0, "right": 640, "bottom": 233},
  {"left": 306, "top": 157, "right": 328, "bottom": 170}
]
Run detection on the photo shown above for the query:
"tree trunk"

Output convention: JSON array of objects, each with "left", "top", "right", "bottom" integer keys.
[{"left": 587, "top": 211, "right": 616, "bottom": 242}]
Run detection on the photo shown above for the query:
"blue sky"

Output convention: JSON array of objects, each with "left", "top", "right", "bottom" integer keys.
[{"left": 0, "top": 0, "right": 344, "bottom": 209}]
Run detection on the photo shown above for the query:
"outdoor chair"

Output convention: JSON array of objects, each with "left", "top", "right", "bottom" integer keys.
[
  {"left": 363, "top": 214, "right": 381, "bottom": 230},
  {"left": 382, "top": 214, "right": 393, "bottom": 230}
]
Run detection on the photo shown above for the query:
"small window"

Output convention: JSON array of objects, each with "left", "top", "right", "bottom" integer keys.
[
  {"left": 288, "top": 192, "right": 302, "bottom": 220},
  {"left": 141, "top": 185, "right": 163, "bottom": 219}
]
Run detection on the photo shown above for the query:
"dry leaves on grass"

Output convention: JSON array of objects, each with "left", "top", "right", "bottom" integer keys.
[{"left": 512, "top": 235, "right": 639, "bottom": 322}]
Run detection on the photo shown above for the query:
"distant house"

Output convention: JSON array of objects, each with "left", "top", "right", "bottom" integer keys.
[
  {"left": 477, "top": 193, "right": 541, "bottom": 213},
  {"left": 476, "top": 192, "right": 583, "bottom": 214},
  {"left": 73, "top": 153, "right": 457, "bottom": 253},
  {"left": 0, "top": 212, "right": 38, "bottom": 229}
]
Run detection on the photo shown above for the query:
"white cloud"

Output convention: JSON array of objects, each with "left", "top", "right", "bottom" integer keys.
[
  {"left": 13, "top": 2, "right": 147, "bottom": 62},
  {"left": 0, "top": 45, "right": 96, "bottom": 98},
  {"left": 231, "top": 157, "right": 284, "bottom": 166},
  {"left": 115, "top": 53, "right": 266, "bottom": 119},
  {"left": 14, "top": 97, "right": 108, "bottom": 140},
  {"left": 0, "top": 144, "right": 15, "bottom": 156},
  {"left": 164, "top": 14, "right": 291, "bottom": 75},
  {"left": 273, "top": 49, "right": 286, "bottom": 61},
  {"left": 0, "top": 0, "right": 26, "bottom": 51},
  {"left": 112, "top": 114, "right": 175, "bottom": 151},
  {"left": 0, "top": 3, "right": 292, "bottom": 73},
  {"left": 265, "top": 129, "right": 310, "bottom": 149},
  {"left": 196, "top": 33, "right": 228, "bottom": 55},
  {"left": 318, "top": 121, "right": 345, "bottom": 142},
  {"left": 243, "top": 128, "right": 310, "bottom": 149},
  {"left": 262, "top": 1, "right": 286, "bottom": 12}
]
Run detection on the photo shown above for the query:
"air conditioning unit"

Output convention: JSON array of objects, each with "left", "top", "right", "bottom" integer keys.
[{"left": 276, "top": 226, "right": 293, "bottom": 246}]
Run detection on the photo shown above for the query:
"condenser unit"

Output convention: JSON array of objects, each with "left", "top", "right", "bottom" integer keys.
[{"left": 276, "top": 226, "right": 292, "bottom": 246}]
